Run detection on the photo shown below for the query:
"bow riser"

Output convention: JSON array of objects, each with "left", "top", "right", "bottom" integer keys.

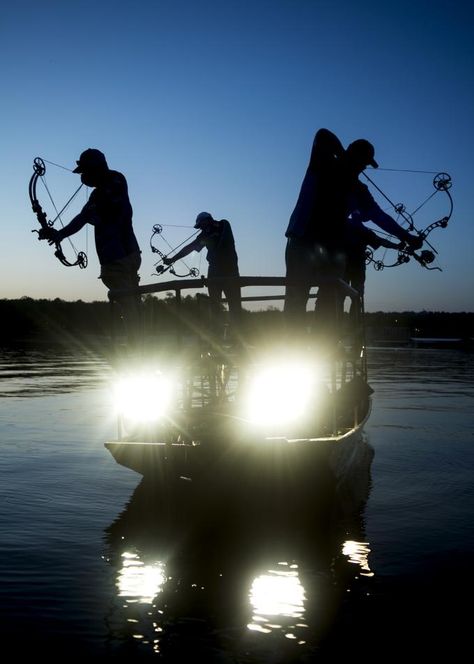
[{"left": 29, "top": 158, "right": 88, "bottom": 269}]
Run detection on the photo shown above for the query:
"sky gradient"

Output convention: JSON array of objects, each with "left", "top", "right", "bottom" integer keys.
[{"left": 2, "top": 0, "right": 473, "bottom": 311}]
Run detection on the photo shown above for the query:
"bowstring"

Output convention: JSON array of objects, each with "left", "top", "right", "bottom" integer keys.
[
  {"left": 363, "top": 168, "right": 443, "bottom": 262},
  {"left": 370, "top": 166, "right": 448, "bottom": 219},
  {"left": 38, "top": 173, "right": 84, "bottom": 258},
  {"left": 156, "top": 228, "right": 200, "bottom": 274}
]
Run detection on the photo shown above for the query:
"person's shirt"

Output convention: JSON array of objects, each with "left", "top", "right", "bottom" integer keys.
[
  {"left": 74, "top": 170, "right": 140, "bottom": 265},
  {"left": 194, "top": 220, "right": 239, "bottom": 275}
]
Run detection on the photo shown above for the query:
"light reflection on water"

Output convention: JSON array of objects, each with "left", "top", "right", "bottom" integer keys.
[
  {"left": 248, "top": 562, "right": 307, "bottom": 639},
  {"left": 342, "top": 540, "right": 374, "bottom": 577},
  {"left": 0, "top": 345, "right": 473, "bottom": 658},
  {"left": 117, "top": 551, "right": 167, "bottom": 604},
  {"left": 112, "top": 551, "right": 317, "bottom": 651},
  {"left": 102, "top": 469, "right": 371, "bottom": 659}
]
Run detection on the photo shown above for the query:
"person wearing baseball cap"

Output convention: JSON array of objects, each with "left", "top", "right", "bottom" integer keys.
[
  {"left": 343, "top": 135, "right": 423, "bottom": 321},
  {"left": 194, "top": 211, "right": 214, "bottom": 229},
  {"left": 345, "top": 138, "right": 378, "bottom": 169},
  {"left": 163, "top": 211, "right": 241, "bottom": 342},
  {"left": 38, "top": 149, "right": 142, "bottom": 347},
  {"left": 72, "top": 148, "right": 108, "bottom": 174}
]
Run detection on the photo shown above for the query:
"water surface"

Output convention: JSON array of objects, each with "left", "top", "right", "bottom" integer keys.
[{"left": 0, "top": 345, "right": 472, "bottom": 659}]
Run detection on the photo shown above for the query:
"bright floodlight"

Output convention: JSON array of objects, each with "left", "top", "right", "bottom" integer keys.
[
  {"left": 114, "top": 372, "right": 174, "bottom": 423},
  {"left": 244, "top": 362, "right": 317, "bottom": 427}
]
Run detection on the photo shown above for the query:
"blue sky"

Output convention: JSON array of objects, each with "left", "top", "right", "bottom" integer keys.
[{"left": 1, "top": 0, "right": 472, "bottom": 311}]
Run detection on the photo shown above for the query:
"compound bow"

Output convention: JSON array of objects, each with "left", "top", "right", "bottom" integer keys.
[
  {"left": 363, "top": 171, "right": 453, "bottom": 271},
  {"left": 29, "top": 157, "right": 88, "bottom": 269},
  {"left": 150, "top": 223, "right": 199, "bottom": 278}
]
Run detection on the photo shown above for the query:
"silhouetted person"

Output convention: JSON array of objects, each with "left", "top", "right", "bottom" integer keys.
[
  {"left": 38, "top": 149, "right": 142, "bottom": 346},
  {"left": 163, "top": 212, "right": 241, "bottom": 342},
  {"left": 284, "top": 128, "right": 422, "bottom": 342}
]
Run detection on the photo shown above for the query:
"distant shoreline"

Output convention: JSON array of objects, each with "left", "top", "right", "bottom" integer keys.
[{"left": 1, "top": 297, "right": 472, "bottom": 346}]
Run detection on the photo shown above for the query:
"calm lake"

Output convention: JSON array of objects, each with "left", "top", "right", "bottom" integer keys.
[{"left": 0, "top": 344, "right": 472, "bottom": 660}]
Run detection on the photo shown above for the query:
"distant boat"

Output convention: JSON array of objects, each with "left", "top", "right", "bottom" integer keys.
[{"left": 105, "top": 276, "right": 373, "bottom": 504}]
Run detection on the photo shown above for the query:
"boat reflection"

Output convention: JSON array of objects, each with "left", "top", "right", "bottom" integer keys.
[{"left": 103, "top": 438, "right": 374, "bottom": 660}]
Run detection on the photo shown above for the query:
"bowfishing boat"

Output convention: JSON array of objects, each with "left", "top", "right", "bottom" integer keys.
[{"left": 105, "top": 276, "right": 373, "bottom": 500}]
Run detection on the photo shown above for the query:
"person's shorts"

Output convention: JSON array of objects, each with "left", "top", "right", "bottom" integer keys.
[{"left": 100, "top": 251, "right": 142, "bottom": 290}]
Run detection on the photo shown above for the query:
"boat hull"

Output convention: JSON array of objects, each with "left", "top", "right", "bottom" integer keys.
[{"left": 105, "top": 398, "right": 372, "bottom": 506}]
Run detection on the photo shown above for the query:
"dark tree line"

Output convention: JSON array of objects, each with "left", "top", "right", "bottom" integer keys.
[{"left": 0, "top": 296, "right": 472, "bottom": 345}]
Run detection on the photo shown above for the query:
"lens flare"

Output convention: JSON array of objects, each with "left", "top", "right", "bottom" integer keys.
[{"left": 114, "top": 372, "right": 174, "bottom": 423}]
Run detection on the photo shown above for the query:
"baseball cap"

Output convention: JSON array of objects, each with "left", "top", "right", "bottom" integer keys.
[
  {"left": 194, "top": 211, "right": 213, "bottom": 228},
  {"left": 73, "top": 149, "right": 108, "bottom": 173},
  {"left": 347, "top": 139, "right": 378, "bottom": 168}
]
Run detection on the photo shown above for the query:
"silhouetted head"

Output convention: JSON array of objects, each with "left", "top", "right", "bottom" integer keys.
[
  {"left": 73, "top": 149, "right": 109, "bottom": 186},
  {"left": 346, "top": 139, "right": 378, "bottom": 173},
  {"left": 194, "top": 211, "right": 214, "bottom": 230}
]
